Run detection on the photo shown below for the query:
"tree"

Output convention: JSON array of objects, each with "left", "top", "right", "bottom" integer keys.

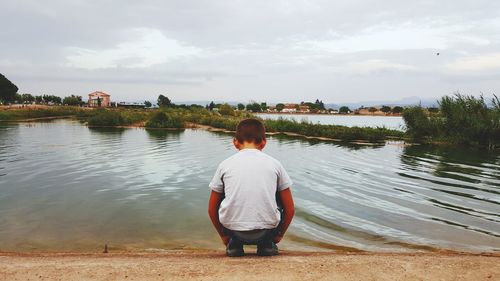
[
  {"left": 42, "top": 94, "right": 61, "bottom": 104},
  {"left": 0, "top": 73, "right": 18, "bottom": 104},
  {"left": 35, "top": 95, "right": 43, "bottom": 104},
  {"left": 260, "top": 102, "right": 268, "bottom": 111},
  {"left": 144, "top": 101, "right": 152, "bottom": 108},
  {"left": 21, "top": 93, "right": 35, "bottom": 104},
  {"left": 392, "top": 106, "right": 404, "bottom": 114},
  {"left": 97, "top": 96, "right": 102, "bottom": 107},
  {"left": 368, "top": 107, "right": 378, "bottom": 114},
  {"left": 157, "top": 94, "right": 172, "bottom": 107},
  {"left": 276, "top": 103, "right": 285, "bottom": 112},
  {"left": 63, "top": 95, "right": 83, "bottom": 106},
  {"left": 339, "top": 106, "right": 350, "bottom": 114},
  {"left": 319, "top": 100, "right": 325, "bottom": 110},
  {"left": 208, "top": 101, "right": 215, "bottom": 111},
  {"left": 246, "top": 102, "right": 262, "bottom": 112},
  {"left": 219, "top": 103, "right": 235, "bottom": 116},
  {"left": 237, "top": 103, "right": 245, "bottom": 111},
  {"left": 314, "top": 99, "right": 326, "bottom": 110},
  {"left": 14, "top": 94, "right": 23, "bottom": 104},
  {"left": 381, "top": 105, "right": 391, "bottom": 114}
]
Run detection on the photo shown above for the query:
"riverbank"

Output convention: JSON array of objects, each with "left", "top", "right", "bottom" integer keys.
[{"left": 0, "top": 251, "right": 498, "bottom": 281}]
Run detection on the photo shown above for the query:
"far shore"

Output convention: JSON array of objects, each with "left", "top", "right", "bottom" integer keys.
[
  {"left": 0, "top": 250, "right": 498, "bottom": 281},
  {"left": 254, "top": 112, "right": 403, "bottom": 117}
]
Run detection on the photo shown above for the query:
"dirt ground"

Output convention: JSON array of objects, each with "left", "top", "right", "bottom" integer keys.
[{"left": 0, "top": 250, "right": 498, "bottom": 281}]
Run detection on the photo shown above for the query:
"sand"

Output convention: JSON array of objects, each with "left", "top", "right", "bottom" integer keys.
[{"left": 0, "top": 250, "right": 498, "bottom": 281}]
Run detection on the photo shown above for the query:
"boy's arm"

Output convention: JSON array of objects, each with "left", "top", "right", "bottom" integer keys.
[
  {"left": 274, "top": 187, "right": 295, "bottom": 243},
  {"left": 208, "top": 190, "right": 230, "bottom": 245}
]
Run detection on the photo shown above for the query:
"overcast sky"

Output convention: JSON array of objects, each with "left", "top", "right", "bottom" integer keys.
[{"left": 1, "top": 0, "right": 500, "bottom": 103}]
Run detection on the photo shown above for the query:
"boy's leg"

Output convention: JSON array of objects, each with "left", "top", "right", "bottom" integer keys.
[
  {"left": 256, "top": 239, "right": 279, "bottom": 256},
  {"left": 226, "top": 237, "right": 244, "bottom": 257},
  {"left": 256, "top": 229, "right": 279, "bottom": 256},
  {"left": 223, "top": 227, "right": 245, "bottom": 257}
]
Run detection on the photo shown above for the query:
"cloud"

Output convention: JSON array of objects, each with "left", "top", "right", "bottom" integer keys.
[
  {"left": 346, "top": 59, "right": 418, "bottom": 74},
  {"left": 1, "top": 1, "right": 500, "bottom": 102},
  {"left": 295, "top": 25, "right": 447, "bottom": 53},
  {"left": 445, "top": 53, "right": 500, "bottom": 73},
  {"left": 65, "top": 28, "right": 202, "bottom": 69}
]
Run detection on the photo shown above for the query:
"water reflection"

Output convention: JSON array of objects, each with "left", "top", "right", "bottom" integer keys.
[
  {"left": 397, "top": 144, "right": 500, "bottom": 242},
  {"left": 145, "top": 129, "right": 183, "bottom": 140},
  {"left": 214, "top": 130, "right": 385, "bottom": 150},
  {"left": 88, "top": 127, "right": 126, "bottom": 135}
]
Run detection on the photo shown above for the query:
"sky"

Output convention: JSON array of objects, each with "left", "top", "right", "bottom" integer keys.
[{"left": 1, "top": 0, "right": 500, "bottom": 104}]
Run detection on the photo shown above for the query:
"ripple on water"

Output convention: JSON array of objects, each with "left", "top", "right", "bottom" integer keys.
[{"left": 0, "top": 120, "right": 498, "bottom": 252}]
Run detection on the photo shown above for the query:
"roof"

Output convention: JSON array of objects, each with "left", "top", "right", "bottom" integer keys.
[{"left": 89, "top": 91, "right": 110, "bottom": 97}]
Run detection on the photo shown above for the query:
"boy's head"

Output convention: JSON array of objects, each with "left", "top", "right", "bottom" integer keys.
[{"left": 233, "top": 118, "right": 266, "bottom": 150}]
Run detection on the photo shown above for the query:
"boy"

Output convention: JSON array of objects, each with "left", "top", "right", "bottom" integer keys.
[{"left": 208, "top": 118, "right": 295, "bottom": 257}]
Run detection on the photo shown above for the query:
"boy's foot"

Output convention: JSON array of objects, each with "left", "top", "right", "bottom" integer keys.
[
  {"left": 226, "top": 238, "right": 244, "bottom": 257},
  {"left": 256, "top": 241, "right": 279, "bottom": 256}
]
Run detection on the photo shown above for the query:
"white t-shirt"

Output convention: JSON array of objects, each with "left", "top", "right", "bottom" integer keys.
[{"left": 209, "top": 148, "right": 293, "bottom": 231}]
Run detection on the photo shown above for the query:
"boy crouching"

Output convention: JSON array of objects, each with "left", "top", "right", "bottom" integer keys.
[{"left": 208, "top": 118, "right": 295, "bottom": 257}]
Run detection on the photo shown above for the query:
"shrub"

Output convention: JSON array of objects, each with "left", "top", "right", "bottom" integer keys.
[
  {"left": 145, "top": 111, "right": 183, "bottom": 129},
  {"left": 87, "top": 109, "right": 124, "bottom": 126},
  {"left": 218, "top": 103, "right": 235, "bottom": 116}
]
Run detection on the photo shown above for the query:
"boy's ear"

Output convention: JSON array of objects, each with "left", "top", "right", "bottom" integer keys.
[
  {"left": 233, "top": 138, "right": 241, "bottom": 150},
  {"left": 258, "top": 138, "right": 267, "bottom": 150}
]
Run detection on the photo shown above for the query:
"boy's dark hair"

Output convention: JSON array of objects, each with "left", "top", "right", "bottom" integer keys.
[{"left": 235, "top": 118, "right": 266, "bottom": 144}]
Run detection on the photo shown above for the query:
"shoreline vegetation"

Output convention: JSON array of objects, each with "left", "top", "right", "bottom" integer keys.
[
  {"left": 0, "top": 106, "right": 403, "bottom": 143},
  {"left": 0, "top": 94, "right": 498, "bottom": 148}
]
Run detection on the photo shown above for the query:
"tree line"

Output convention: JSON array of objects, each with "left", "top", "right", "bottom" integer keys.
[{"left": 1, "top": 73, "right": 85, "bottom": 106}]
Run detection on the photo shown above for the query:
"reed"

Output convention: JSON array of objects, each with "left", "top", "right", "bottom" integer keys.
[{"left": 402, "top": 94, "right": 500, "bottom": 148}]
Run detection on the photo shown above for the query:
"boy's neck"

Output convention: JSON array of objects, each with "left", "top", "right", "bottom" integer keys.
[{"left": 239, "top": 143, "right": 261, "bottom": 150}]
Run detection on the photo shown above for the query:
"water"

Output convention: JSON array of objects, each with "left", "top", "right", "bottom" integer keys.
[
  {"left": 0, "top": 120, "right": 499, "bottom": 253},
  {"left": 256, "top": 113, "right": 405, "bottom": 131}
]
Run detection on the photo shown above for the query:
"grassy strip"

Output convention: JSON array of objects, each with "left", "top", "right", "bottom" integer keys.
[
  {"left": 264, "top": 118, "right": 403, "bottom": 142},
  {"left": 0, "top": 106, "right": 85, "bottom": 120}
]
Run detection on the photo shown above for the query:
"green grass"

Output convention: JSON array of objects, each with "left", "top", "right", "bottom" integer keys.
[{"left": 0, "top": 106, "right": 84, "bottom": 120}]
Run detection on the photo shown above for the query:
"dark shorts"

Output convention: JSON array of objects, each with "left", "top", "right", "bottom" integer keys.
[
  {"left": 223, "top": 227, "right": 278, "bottom": 245},
  {"left": 223, "top": 208, "right": 284, "bottom": 245}
]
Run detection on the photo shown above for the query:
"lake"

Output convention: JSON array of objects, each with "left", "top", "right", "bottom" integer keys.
[
  {"left": 0, "top": 120, "right": 498, "bottom": 253},
  {"left": 256, "top": 113, "right": 406, "bottom": 130}
]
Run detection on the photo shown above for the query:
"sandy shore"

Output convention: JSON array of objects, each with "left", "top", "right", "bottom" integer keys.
[{"left": 0, "top": 251, "right": 498, "bottom": 281}]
